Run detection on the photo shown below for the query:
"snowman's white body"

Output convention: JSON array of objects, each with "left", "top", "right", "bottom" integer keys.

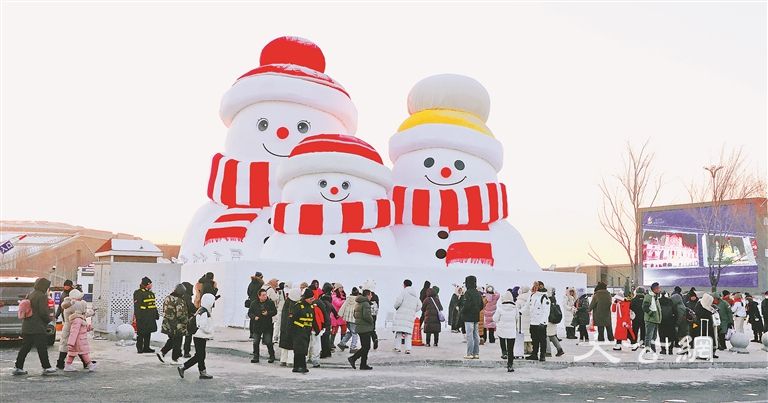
[
  {"left": 179, "top": 102, "right": 348, "bottom": 262},
  {"left": 261, "top": 173, "right": 399, "bottom": 265},
  {"left": 390, "top": 147, "right": 540, "bottom": 271}
]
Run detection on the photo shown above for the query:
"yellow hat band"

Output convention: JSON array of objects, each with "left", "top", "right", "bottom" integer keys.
[{"left": 397, "top": 109, "right": 493, "bottom": 137}]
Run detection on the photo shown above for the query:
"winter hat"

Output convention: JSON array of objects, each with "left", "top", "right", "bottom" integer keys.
[
  {"left": 361, "top": 280, "right": 376, "bottom": 292},
  {"left": 389, "top": 74, "right": 503, "bottom": 171},
  {"left": 635, "top": 286, "right": 646, "bottom": 295},
  {"left": 68, "top": 289, "right": 84, "bottom": 300},
  {"left": 141, "top": 277, "right": 152, "bottom": 287},
  {"left": 219, "top": 36, "right": 357, "bottom": 132},
  {"left": 613, "top": 289, "right": 625, "bottom": 301},
  {"left": 276, "top": 134, "right": 392, "bottom": 188},
  {"left": 700, "top": 293, "right": 714, "bottom": 310},
  {"left": 501, "top": 290, "right": 514, "bottom": 303},
  {"left": 64, "top": 279, "right": 73, "bottom": 287},
  {"left": 511, "top": 286, "right": 520, "bottom": 301},
  {"left": 72, "top": 300, "right": 88, "bottom": 315},
  {"left": 288, "top": 287, "right": 302, "bottom": 302},
  {"left": 302, "top": 288, "right": 315, "bottom": 300}
]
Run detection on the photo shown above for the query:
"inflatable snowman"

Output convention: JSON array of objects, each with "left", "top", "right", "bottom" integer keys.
[
  {"left": 179, "top": 36, "right": 357, "bottom": 262},
  {"left": 260, "top": 134, "right": 399, "bottom": 264},
  {"left": 388, "top": 74, "right": 541, "bottom": 271}
]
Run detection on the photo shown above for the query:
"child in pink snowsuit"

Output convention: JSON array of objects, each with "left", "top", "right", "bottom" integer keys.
[{"left": 65, "top": 301, "right": 97, "bottom": 372}]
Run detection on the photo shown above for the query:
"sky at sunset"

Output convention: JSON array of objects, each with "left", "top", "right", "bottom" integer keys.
[{"left": 1, "top": 2, "right": 765, "bottom": 267}]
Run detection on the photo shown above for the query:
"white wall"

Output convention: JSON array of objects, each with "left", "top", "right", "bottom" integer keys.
[{"left": 181, "top": 261, "right": 587, "bottom": 330}]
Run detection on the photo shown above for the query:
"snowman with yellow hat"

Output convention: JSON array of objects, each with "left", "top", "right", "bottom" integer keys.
[{"left": 388, "top": 74, "right": 541, "bottom": 271}]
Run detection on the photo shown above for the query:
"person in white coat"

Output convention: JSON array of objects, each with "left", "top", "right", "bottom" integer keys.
[
  {"left": 493, "top": 290, "right": 518, "bottom": 372},
  {"left": 178, "top": 293, "right": 215, "bottom": 380},
  {"left": 392, "top": 279, "right": 420, "bottom": 354},
  {"left": 526, "top": 281, "right": 550, "bottom": 362},
  {"left": 517, "top": 286, "right": 532, "bottom": 352},
  {"left": 564, "top": 287, "right": 577, "bottom": 339},
  {"left": 337, "top": 288, "right": 360, "bottom": 352},
  {"left": 731, "top": 292, "right": 747, "bottom": 333}
]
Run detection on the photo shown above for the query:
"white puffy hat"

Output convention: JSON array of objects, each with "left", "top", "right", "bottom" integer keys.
[{"left": 389, "top": 74, "right": 503, "bottom": 171}]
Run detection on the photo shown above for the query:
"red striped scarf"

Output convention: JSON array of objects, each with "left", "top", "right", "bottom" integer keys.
[
  {"left": 204, "top": 153, "right": 271, "bottom": 245},
  {"left": 271, "top": 199, "right": 395, "bottom": 257},
  {"left": 392, "top": 183, "right": 508, "bottom": 266}
]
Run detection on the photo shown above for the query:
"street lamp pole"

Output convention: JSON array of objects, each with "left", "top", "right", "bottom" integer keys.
[{"left": 704, "top": 165, "right": 724, "bottom": 202}]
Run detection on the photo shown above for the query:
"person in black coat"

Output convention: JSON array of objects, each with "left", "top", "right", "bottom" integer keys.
[
  {"left": 421, "top": 288, "right": 443, "bottom": 347},
  {"left": 55, "top": 279, "right": 74, "bottom": 321},
  {"left": 658, "top": 292, "right": 676, "bottom": 355},
  {"left": 13, "top": 278, "right": 54, "bottom": 375},
  {"left": 691, "top": 294, "right": 718, "bottom": 359},
  {"left": 133, "top": 277, "right": 159, "bottom": 354},
  {"left": 370, "top": 290, "right": 381, "bottom": 350},
  {"left": 248, "top": 289, "right": 277, "bottom": 363},
  {"left": 319, "top": 283, "right": 335, "bottom": 358},
  {"left": 762, "top": 291, "right": 768, "bottom": 334},
  {"left": 247, "top": 272, "right": 264, "bottom": 302},
  {"left": 460, "top": 276, "right": 483, "bottom": 358},
  {"left": 182, "top": 282, "right": 196, "bottom": 358},
  {"left": 291, "top": 289, "right": 315, "bottom": 374},
  {"left": 745, "top": 293, "right": 764, "bottom": 342},
  {"left": 630, "top": 288, "right": 646, "bottom": 346},
  {"left": 448, "top": 287, "right": 462, "bottom": 333}
]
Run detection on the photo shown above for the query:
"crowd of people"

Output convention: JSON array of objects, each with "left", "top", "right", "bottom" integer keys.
[{"left": 10, "top": 274, "right": 768, "bottom": 378}]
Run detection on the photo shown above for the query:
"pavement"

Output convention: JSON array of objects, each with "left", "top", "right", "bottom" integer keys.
[
  {"left": 201, "top": 325, "right": 768, "bottom": 370},
  {"left": 2, "top": 337, "right": 767, "bottom": 403}
]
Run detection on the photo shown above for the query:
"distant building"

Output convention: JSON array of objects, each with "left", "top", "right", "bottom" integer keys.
[
  {"left": 0, "top": 221, "right": 180, "bottom": 284},
  {"left": 638, "top": 197, "right": 766, "bottom": 293}
]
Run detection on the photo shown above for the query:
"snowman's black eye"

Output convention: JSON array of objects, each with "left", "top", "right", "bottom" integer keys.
[
  {"left": 297, "top": 120, "right": 310, "bottom": 134},
  {"left": 318, "top": 180, "right": 327, "bottom": 188},
  {"left": 341, "top": 181, "right": 350, "bottom": 190},
  {"left": 454, "top": 160, "right": 465, "bottom": 170},
  {"left": 424, "top": 157, "right": 435, "bottom": 168},
  {"left": 257, "top": 118, "right": 269, "bottom": 132}
]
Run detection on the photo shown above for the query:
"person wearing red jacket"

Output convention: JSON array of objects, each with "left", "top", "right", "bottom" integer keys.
[{"left": 611, "top": 290, "right": 635, "bottom": 351}]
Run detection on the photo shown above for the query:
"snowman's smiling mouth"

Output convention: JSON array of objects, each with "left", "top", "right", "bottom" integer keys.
[
  {"left": 321, "top": 193, "right": 350, "bottom": 203},
  {"left": 262, "top": 144, "right": 290, "bottom": 158},
  {"left": 424, "top": 175, "right": 467, "bottom": 186}
]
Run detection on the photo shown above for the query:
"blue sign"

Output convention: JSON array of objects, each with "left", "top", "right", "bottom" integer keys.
[
  {"left": 53, "top": 291, "right": 62, "bottom": 305},
  {"left": 0, "top": 240, "right": 14, "bottom": 254}
]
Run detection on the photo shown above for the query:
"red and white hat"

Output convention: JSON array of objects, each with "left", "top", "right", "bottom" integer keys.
[
  {"left": 219, "top": 36, "right": 357, "bottom": 133},
  {"left": 276, "top": 134, "right": 392, "bottom": 189}
]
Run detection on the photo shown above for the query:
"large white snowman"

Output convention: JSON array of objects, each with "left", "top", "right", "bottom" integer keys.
[
  {"left": 260, "top": 134, "right": 399, "bottom": 264},
  {"left": 179, "top": 36, "right": 357, "bottom": 262},
  {"left": 388, "top": 74, "right": 541, "bottom": 271}
]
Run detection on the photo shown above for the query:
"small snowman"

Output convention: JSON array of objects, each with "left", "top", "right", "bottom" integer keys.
[
  {"left": 260, "top": 134, "right": 399, "bottom": 265},
  {"left": 179, "top": 36, "right": 357, "bottom": 262},
  {"left": 388, "top": 74, "right": 541, "bottom": 271}
]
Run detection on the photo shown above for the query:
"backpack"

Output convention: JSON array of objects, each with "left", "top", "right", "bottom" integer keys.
[
  {"left": 547, "top": 296, "right": 562, "bottom": 324},
  {"left": 17, "top": 299, "right": 33, "bottom": 319}
]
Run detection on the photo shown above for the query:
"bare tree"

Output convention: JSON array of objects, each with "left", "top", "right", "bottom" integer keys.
[
  {"left": 687, "top": 146, "right": 766, "bottom": 291},
  {"left": 589, "top": 140, "right": 662, "bottom": 287}
]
